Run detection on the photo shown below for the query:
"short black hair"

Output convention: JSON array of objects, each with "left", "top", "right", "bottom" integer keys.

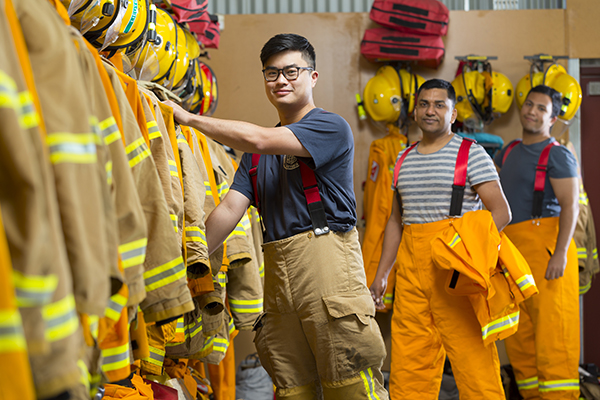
[
  {"left": 416, "top": 79, "right": 456, "bottom": 107},
  {"left": 527, "top": 85, "right": 562, "bottom": 119},
  {"left": 260, "top": 33, "right": 316, "bottom": 69}
]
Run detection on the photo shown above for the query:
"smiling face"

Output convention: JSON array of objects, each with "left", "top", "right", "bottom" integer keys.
[
  {"left": 262, "top": 50, "right": 318, "bottom": 112},
  {"left": 414, "top": 88, "right": 457, "bottom": 138},
  {"left": 520, "top": 91, "right": 557, "bottom": 135}
]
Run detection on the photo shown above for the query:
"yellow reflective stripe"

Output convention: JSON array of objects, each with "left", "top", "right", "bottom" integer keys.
[
  {"left": 448, "top": 233, "right": 461, "bottom": 248},
  {"left": 147, "top": 121, "right": 161, "bottom": 140},
  {"left": 204, "top": 181, "right": 212, "bottom": 196},
  {"left": 102, "top": 342, "right": 130, "bottom": 372},
  {"left": 142, "top": 345, "right": 165, "bottom": 367},
  {"left": 125, "top": 137, "right": 151, "bottom": 168},
  {"left": 579, "top": 192, "right": 589, "bottom": 205},
  {"left": 42, "top": 295, "right": 79, "bottom": 342},
  {"left": 517, "top": 376, "right": 539, "bottom": 390},
  {"left": 77, "top": 359, "right": 91, "bottom": 392},
  {"left": 538, "top": 379, "right": 579, "bottom": 392},
  {"left": 240, "top": 213, "right": 251, "bottom": 230},
  {"left": 168, "top": 159, "right": 179, "bottom": 177},
  {"left": 46, "top": 132, "right": 98, "bottom": 165},
  {"left": 481, "top": 311, "right": 519, "bottom": 340},
  {"left": 214, "top": 271, "right": 227, "bottom": 288},
  {"left": 143, "top": 256, "right": 186, "bottom": 291},
  {"left": 106, "top": 160, "right": 113, "bottom": 186},
  {"left": 0, "top": 309, "right": 26, "bottom": 353},
  {"left": 170, "top": 214, "right": 178, "bottom": 233},
  {"left": 105, "top": 293, "right": 127, "bottom": 322},
  {"left": 360, "top": 368, "right": 381, "bottom": 400},
  {"left": 184, "top": 319, "right": 202, "bottom": 340},
  {"left": 201, "top": 336, "right": 214, "bottom": 352},
  {"left": 100, "top": 116, "right": 121, "bottom": 145},
  {"left": 515, "top": 274, "right": 535, "bottom": 292},
  {"left": 229, "top": 317, "right": 235, "bottom": 335},
  {"left": 259, "top": 262, "right": 264, "bottom": 278},
  {"left": 577, "top": 247, "right": 588, "bottom": 259},
  {"left": 580, "top": 280, "right": 592, "bottom": 295},
  {"left": 593, "top": 248, "right": 598, "bottom": 260},
  {"left": 118, "top": 238, "right": 148, "bottom": 269},
  {"left": 0, "top": 71, "right": 19, "bottom": 110},
  {"left": 383, "top": 293, "right": 393, "bottom": 305},
  {"left": 213, "top": 337, "right": 229, "bottom": 353},
  {"left": 229, "top": 298, "right": 263, "bottom": 313},
  {"left": 176, "top": 317, "right": 184, "bottom": 334},
  {"left": 227, "top": 224, "right": 247, "bottom": 239},
  {"left": 185, "top": 226, "right": 207, "bottom": 245},
  {"left": 217, "top": 181, "right": 229, "bottom": 197},
  {"left": 12, "top": 270, "right": 58, "bottom": 307},
  {"left": 89, "top": 315, "right": 99, "bottom": 341},
  {"left": 18, "top": 91, "right": 39, "bottom": 129}
]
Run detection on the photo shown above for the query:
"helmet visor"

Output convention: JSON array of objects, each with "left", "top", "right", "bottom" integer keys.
[{"left": 99, "top": 0, "right": 127, "bottom": 51}]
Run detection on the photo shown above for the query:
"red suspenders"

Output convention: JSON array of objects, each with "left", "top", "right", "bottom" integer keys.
[
  {"left": 249, "top": 154, "right": 330, "bottom": 236},
  {"left": 392, "top": 138, "right": 475, "bottom": 217},
  {"left": 393, "top": 137, "right": 475, "bottom": 289},
  {"left": 501, "top": 139, "right": 559, "bottom": 218}
]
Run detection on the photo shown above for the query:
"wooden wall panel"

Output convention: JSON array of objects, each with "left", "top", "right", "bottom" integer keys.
[
  {"left": 566, "top": 0, "right": 600, "bottom": 59},
  {"left": 208, "top": 9, "right": 566, "bottom": 220}
]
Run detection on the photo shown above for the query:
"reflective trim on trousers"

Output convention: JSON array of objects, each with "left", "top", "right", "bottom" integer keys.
[
  {"left": 539, "top": 379, "right": 579, "bottom": 392},
  {"left": 102, "top": 342, "right": 130, "bottom": 373},
  {"left": 516, "top": 376, "right": 539, "bottom": 390},
  {"left": 360, "top": 368, "right": 381, "bottom": 400}
]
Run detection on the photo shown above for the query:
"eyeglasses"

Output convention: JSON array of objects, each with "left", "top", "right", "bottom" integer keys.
[{"left": 262, "top": 66, "right": 314, "bottom": 82}]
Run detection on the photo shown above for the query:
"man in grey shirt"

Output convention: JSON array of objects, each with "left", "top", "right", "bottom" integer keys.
[{"left": 370, "top": 79, "right": 511, "bottom": 399}]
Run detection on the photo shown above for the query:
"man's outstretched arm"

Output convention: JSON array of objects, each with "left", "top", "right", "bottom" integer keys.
[
  {"left": 207, "top": 189, "right": 252, "bottom": 255},
  {"left": 164, "top": 100, "right": 310, "bottom": 157}
]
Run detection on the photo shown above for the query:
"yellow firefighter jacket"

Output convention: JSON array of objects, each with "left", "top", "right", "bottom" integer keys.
[
  {"left": 431, "top": 210, "right": 539, "bottom": 346},
  {"left": 362, "top": 128, "right": 407, "bottom": 311}
]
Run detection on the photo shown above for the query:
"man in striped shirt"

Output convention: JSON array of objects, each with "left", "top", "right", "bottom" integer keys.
[{"left": 370, "top": 79, "right": 511, "bottom": 399}]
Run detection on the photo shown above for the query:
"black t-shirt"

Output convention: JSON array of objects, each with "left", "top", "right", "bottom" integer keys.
[{"left": 231, "top": 108, "right": 357, "bottom": 243}]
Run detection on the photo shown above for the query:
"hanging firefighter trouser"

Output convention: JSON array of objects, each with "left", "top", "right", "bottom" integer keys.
[
  {"left": 389, "top": 139, "right": 505, "bottom": 400},
  {"left": 502, "top": 140, "right": 580, "bottom": 400},
  {"left": 250, "top": 155, "right": 388, "bottom": 400}
]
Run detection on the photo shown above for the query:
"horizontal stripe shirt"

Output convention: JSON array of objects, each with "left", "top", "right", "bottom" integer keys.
[{"left": 393, "top": 135, "right": 498, "bottom": 225}]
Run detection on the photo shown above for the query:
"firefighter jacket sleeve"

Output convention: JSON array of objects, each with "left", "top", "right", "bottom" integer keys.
[
  {"left": 207, "top": 139, "right": 253, "bottom": 269},
  {"left": 176, "top": 127, "right": 210, "bottom": 278},
  {"left": 3, "top": 4, "right": 83, "bottom": 397},
  {"left": 248, "top": 207, "right": 265, "bottom": 281},
  {"left": 83, "top": 40, "right": 148, "bottom": 308},
  {"left": 362, "top": 134, "right": 406, "bottom": 311},
  {"left": 575, "top": 187, "right": 600, "bottom": 295},
  {"left": 138, "top": 89, "right": 185, "bottom": 256},
  {"left": 69, "top": 30, "right": 124, "bottom": 297},
  {"left": 431, "top": 210, "right": 538, "bottom": 346},
  {"left": 226, "top": 253, "right": 264, "bottom": 330},
  {"left": 0, "top": 6, "right": 58, "bottom": 355},
  {"left": 16, "top": 0, "right": 112, "bottom": 316},
  {"left": 102, "top": 62, "right": 194, "bottom": 324}
]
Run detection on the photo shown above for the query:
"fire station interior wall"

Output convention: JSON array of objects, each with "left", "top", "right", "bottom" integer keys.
[{"left": 208, "top": 9, "right": 582, "bottom": 369}]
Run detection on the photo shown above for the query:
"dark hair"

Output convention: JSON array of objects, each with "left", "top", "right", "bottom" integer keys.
[
  {"left": 527, "top": 85, "right": 562, "bottom": 119},
  {"left": 260, "top": 33, "right": 316, "bottom": 69},
  {"left": 416, "top": 79, "right": 456, "bottom": 107}
]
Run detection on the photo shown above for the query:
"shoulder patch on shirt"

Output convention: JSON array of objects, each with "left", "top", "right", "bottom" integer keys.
[
  {"left": 284, "top": 155, "right": 299, "bottom": 170},
  {"left": 370, "top": 161, "right": 379, "bottom": 182}
]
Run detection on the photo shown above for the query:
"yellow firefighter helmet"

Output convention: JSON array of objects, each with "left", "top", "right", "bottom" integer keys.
[
  {"left": 363, "top": 66, "right": 401, "bottom": 123},
  {"left": 452, "top": 70, "right": 487, "bottom": 122}
]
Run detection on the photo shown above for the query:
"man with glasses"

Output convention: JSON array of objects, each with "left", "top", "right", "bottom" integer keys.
[{"left": 165, "top": 33, "right": 389, "bottom": 400}]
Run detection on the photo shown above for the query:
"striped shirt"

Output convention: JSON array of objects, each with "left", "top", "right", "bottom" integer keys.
[{"left": 393, "top": 135, "right": 499, "bottom": 225}]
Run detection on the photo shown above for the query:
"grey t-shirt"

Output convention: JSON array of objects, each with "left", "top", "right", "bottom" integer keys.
[
  {"left": 394, "top": 135, "right": 499, "bottom": 225},
  {"left": 495, "top": 137, "right": 578, "bottom": 224}
]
